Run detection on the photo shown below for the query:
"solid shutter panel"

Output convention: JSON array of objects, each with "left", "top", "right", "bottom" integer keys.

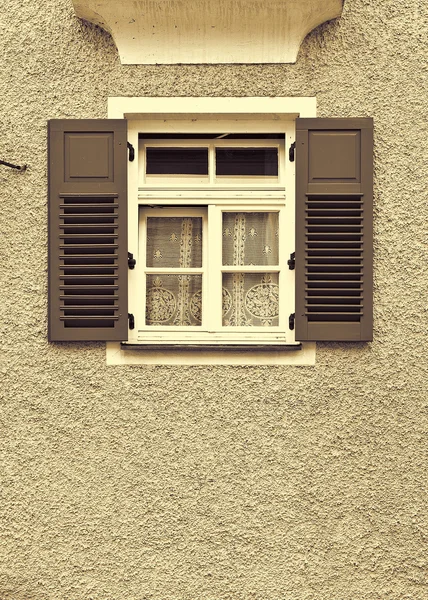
[
  {"left": 295, "top": 118, "right": 373, "bottom": 341},
  {"left": 48, "top": 119, "right": 128, "bottom": 341}
]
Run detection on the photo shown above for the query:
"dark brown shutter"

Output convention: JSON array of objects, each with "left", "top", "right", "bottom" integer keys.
[
  {"left": 48, "top": 120, "right": 128, "bottom": 341},
  {"left": 295, "top": 118, "right": 373, "bottom": 341}
]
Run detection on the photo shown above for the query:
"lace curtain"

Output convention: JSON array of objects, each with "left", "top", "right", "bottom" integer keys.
[
  {"left": 146, "top": 217, "right": 202, "bottom": 326},
  {"left": 222, "top": 213, "right": 279, "bottom": 326},
  {"left": 145, "top": 213, "right": 280, "bottom": 327}
]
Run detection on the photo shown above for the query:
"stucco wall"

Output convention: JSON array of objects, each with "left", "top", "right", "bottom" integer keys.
[{"left": 1, "top": 1, "right": 427, "bottom": 599}]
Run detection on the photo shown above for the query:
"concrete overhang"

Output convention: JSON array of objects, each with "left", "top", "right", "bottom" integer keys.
[{"left": 72, "top": 0, "right": 344, "bottom": 64}]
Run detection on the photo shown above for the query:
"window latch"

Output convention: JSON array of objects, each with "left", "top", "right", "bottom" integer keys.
[
  {"left": 128, "top": 252, "right": 136, "bottom": 269},
  {"left": 289, "top": 141, "right": 296, "bottom": 162},
  {"left": 289, "top": 313, "right": 295, "bottom": 330},
  {"left": 127, "top": 142, "right": 135, "bottom": 162},
  {"left": 287, "top": 252, "right": 295, "bottom": 270},
  {"left": 128, "top": 313, "right": 135, "bottom": 330}
]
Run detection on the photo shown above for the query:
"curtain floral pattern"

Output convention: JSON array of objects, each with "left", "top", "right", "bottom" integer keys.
[
  {"left": 145, "top": 212, "right": 280, "bottom": 327},
  {"left": 222, "top": 212, "right": 279, "bottom": 326},
  {"left": 146, "top": 217, "right": 202, "bottom": 326}
]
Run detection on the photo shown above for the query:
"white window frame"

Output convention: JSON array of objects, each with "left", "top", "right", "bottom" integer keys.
[
  {"left": 138, "top": 205, "right": 208, "bottom": 337},
  {"left": 106, "top": 97, "right": 317, "bottom": 365}
]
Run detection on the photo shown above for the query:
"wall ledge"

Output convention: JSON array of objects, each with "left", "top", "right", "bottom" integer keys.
[{"left": 72, "top": 0, "right": 344, "bottom": 64}]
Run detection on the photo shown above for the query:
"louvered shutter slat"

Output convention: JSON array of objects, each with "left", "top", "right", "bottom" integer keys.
[
  {"left": 295, "top": 118, "right": 373, "bottom": 342},
  {"left": 49, "top": 120, "right": 128, "bottom": 341}
]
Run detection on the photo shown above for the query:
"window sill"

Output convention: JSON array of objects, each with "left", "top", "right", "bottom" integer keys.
[{"left": 106, "top": 342, "right": 316, "bottom": 366}]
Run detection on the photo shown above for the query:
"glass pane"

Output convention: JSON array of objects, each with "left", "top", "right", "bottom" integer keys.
[
  {"left": 146, "top": 275, "right": 202, "bottom": 326},
  {"left": 146, "top": 217, "right": 202, "bottom": 268},
  {"left": 146, "top": 147, "right": 208, "bottom": 175},
  {"left": 216, "top": 147, "right": 278, "bottom": 176},
  {"left": 222, "top": 212, "right": 279, "bottom": 266},
  {"left": 222, "top": 273, "right": 279, "bottom": 327}
]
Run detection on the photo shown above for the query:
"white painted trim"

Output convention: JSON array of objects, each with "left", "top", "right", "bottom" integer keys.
[
  {"left": 106, "top": 96, "right": 317, "bottom": 365},
  {"left": 108, "top": 97, "right": 317, "bottom": 119}
]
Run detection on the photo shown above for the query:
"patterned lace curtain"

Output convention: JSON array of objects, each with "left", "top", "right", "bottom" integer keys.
[
  {"left": 222, "top": 212, "right": 279, "bottom": 327},
  {"left": 146, "top": 217, "right": 202, "bottom": 326},
  {"left": 145, "top": 212, "right": 280, "bottom": 328}
]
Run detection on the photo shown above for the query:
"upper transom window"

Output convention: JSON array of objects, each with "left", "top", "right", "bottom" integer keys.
[{"left": 139, "top": 135, "right": 285, "bottom": 188}]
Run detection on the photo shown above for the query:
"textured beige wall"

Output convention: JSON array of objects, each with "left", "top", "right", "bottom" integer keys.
[{"left": 1, "top": 0, "right": 427, "bottom": 599}]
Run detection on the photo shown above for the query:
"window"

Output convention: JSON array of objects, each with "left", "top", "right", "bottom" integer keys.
[
  {"left": 48, "top": 98, "right": 373, "bottom": 365},
  {"left": 130, "top": 132, "right": 296, "bottom": 347}
]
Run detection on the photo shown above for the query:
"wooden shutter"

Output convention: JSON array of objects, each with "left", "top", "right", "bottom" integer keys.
[
  {"left": 295, "top": 118, "right": 373, "bottom": 341},
  {"left": 48, "top": 120, "right": 128, "bottom": 341}
]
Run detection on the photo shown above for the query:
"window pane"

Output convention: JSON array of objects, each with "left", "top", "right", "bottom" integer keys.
[
  {"left": 216, "top": 147, "right": 278, "bottom": 176},
  {"left": 222, "top": 273, "right": 279, "bottom": 327},
  {"left": 222, "top": 212, "right": 279, "bottom": 266},
  {"left": 146, "top": 274, "right": 202, "bottom": 326},
  {"left": 146, "top": 217, "right": 202, "bottom": 268},
  {"left": 146, "top": 147, "right": 208, "bottom": 175}
]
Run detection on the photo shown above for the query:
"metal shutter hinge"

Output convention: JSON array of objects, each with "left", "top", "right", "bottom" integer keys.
[
  {"left": 289, "top": 313, "right": 295, "bottom": 330},
  {"left": 127, "top": 142, "right": 135, "bottom": 162},
  {"left": 289, "top": 141, "right": 296, "bottom": 162},
  {"left": 287, "top": 252, "right": 295, "bottom": 270},
  {"left": 128, "top": 252, "right": 136, "bottom": 269},
  {"left": 128, "top": 313, "right": 135, "bottom": 330}
]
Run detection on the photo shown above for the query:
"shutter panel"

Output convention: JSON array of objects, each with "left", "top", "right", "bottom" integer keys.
[
  {"left": 48, "top": 120, "right": 128, "bottom": 341},
  {"left": 295, "top": 118, "right": 373, "bottom": 341}
]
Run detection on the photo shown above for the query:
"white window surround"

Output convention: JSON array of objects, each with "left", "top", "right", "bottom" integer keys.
[
  {"left": 106, "top": 96, "right": 316, "bottom": 365},
  {"left": 72, "top": 0, "right": 344, "bottom": 64}
]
